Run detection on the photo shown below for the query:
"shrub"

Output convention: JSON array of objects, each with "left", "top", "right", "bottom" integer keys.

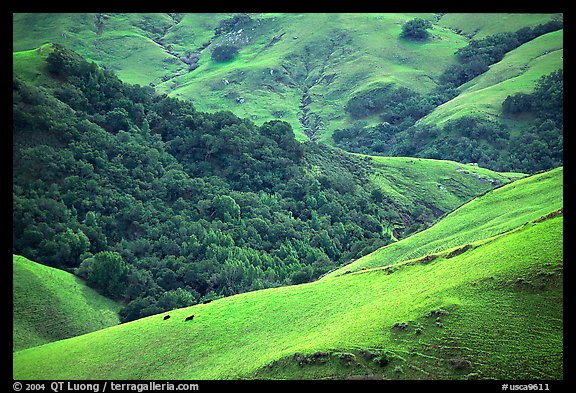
[
  {"left": 427, "top": 308, "right": 448, "bottom": 318},
  {"left": 392, "top": 321, "right": 409, "bottom": 330},
  {"left": 337, "top": 352, "right": 357, "bottom": 366},
  {"left": 401, "top": 18, "right": 433, "bottom": 41},
  {"left": 211, "top": 45, "right": 239, "bottom": 62},
  {"left": 373, "top": 352, "right": 390, "bottom": 367},
  {"left": 448, "top": 358, "right": 472, "bottom": 371}
]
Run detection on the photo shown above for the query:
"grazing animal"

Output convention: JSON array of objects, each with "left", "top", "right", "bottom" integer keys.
[
  {"left": 185, "top": 315, "right": 195, "bottom": 322},
  {"left": 362, "top": 267, "right": 367, "bottom": 271},
  {"left": 163, "top": 315, "right": 170, "bottom": 320}
]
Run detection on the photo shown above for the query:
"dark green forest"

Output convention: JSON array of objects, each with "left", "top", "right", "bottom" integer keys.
[{"left": 13, "top": 45, "right": 430, "bottom": 322}]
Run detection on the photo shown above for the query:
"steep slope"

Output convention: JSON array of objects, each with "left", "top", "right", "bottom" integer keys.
[
  {"left": 12, "top": 13, "right": 188, "bottom": 86},
  {"left": 364, "top": 156, "right": 524, "bottom": 237},
  {"left": 325, "top": 166, "right": 562, "bottom": 278},
  {"left": 436, "top": 13, "right": 561, "bottom": 39},
  {"left": 13, "top": 168, "right": 563, "bottom": 380},
  {"left": 13, "top": 255, "right": 122, "bottom": 352},
  {"left": 418, "top": 29, "right": 563, "bottom": 128}
]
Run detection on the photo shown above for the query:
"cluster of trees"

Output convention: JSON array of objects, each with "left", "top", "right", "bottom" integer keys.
[
  {"left": 211, "top": 44, "right": 239, "bottom": 62},
  {"left": 214, "top": 13, "right": 252, "bottom": 36},
  {"left": 439, "top": 19, "right": 563, "bottom": 88},
  {"left": 343, "top": 83, "right": 447, "bottom": 129},
  {"left": 401, "top": 18, "right": 433, "bottom": 41},
  {"left": 15, "top": 44, "right": 437, "bottom": 322},
  {"left": 333, "top": 69, "right": 562, "bottom": 174}
]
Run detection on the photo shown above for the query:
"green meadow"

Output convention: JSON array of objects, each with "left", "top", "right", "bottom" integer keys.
[
  {"left": 365, "top": 155, "right": 525, "bottom": 220},
  {"left": 13, "top": 255, "right": 122, "bottom": 352}
]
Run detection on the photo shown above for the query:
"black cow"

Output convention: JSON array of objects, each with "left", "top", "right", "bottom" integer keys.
[
  {"left": 185, "top": 315, "right": 195, "bottom": 322},
  {"left": 163, "top": 315, "right": 170, "bottom": 320}
]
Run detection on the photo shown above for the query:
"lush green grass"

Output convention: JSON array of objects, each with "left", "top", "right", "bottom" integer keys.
[
  {"left": 366, "top": 156, "right": 524, "bottom": 223},
  {"left": 325, "top": 166, "right": 562, "bottom": 278},
  {"left": 12, "top": 44, "right": 55, "bottom": 87},
  {"left": 418, "top": 29, "right": 563, "bottom": 128},
  {"left": 13, "top": 13, "right": 183, "bottom": 86},
  {"left": 13, "top": 255, "right": 122, "bottom": 352},
  {"left": 160, "top": 13, "right": 469, "bottom": 141},
  {"left": 13, "top": 168, "right": 563, "bottom": 380},
  {"left": 12, "top": 215, "right": 563, "bottom": 380}
]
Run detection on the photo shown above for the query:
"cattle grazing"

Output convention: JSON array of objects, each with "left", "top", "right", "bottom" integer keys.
[
  {"left": 362, "top": 267, "right": 367, "bottom": 271},
  {"left": 163, "top": 315, "right": 170, "bottom": 320},
  {"left": 185, "top": 315, "right": 195, "bottom": 322}
]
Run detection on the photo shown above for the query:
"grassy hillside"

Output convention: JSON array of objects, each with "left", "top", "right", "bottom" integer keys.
[
  {"left": 14, "top": 13, "right": 561, "bottom": 143},
  {"left": 418, "top": 29, "right": 563, "bottom": 128},
  {"left": 13, "top": 13, "right": 186, "bottom": 86},
  {"left": 325, "top": 166, "right": 562, "bottom": 278},
  {"left": 13, "top": 168, "right": 563, "bottom": 380},
  {"left": 13, "top": 255, "right": 122, "bottom": 352},
  {"left": 155, "top": 12, "right": 469, "bottom": 141},
  {"left": 366, "top": 156, "right": 524, "bottom": 233}
]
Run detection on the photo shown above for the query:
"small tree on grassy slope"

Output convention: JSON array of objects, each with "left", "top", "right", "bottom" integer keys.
[
  {"left": 401, "top": 18, "right": 433, "bottom": 41},
  {"left": 87, "top": 251, "right": 128, "bottom": 299}
]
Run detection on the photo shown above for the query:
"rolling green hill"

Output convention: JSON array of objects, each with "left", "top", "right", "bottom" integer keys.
[
  {"left": 364, "top": 155, "right": 524, "bottom": 233},
  {"left": 417, "top": 29, "right": 563, "bottom": 128},
  {"left": 12, "top": 13, "right": 562, "bottom": 142},
  {"left": 13, "top": 255, "right": 122, "bottom": 352},
  {"left": 12, "top": 17, "right": 563, "bottom": 381},
  {"left": 13, "top": 167, "right": 563, "bottom": 380},
  {"left": 325, "top": 166, "right": 562, "bottom": 278}
]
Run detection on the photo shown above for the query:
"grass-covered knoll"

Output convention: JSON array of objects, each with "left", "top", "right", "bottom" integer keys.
[
  {"left": 12, "top": 44, "right": 56, "bottom": 87},
  {"left": 325, "top": 166, "right": 562, "bottom": 278},
  {"left": 13, "top": 255, "right": 122, "bottom": 352},
  {"left": 418, "top": 29, "right": 563, "bottom": 127},
  {"left": 13, "top": 210, "right": 563, "bottom": 380}
]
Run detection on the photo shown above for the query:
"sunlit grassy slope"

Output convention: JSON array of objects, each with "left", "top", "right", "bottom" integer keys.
[
  {"left": 13, "top": 13, "right": 187, "bottom": 86},
  {"left": 13, "top": 255, "right": 122, "bottom": 352},
  {"left": 366, "top": 156, "right": 524, "bottom": 221},
  {"left": 14, "top": 13, "right": 561, "bottom": 142},
  {"left": 325, "top": 166, "right": 562, "bottom": 278},
  {"left": 157, "top": 13, "right": 469, "bottom": 141},
  {"left": 13, "top": 168, "right": 563, "bottom": 380},
  {"left": 417, "top": 29, "right": 563, "bottom": 128}
]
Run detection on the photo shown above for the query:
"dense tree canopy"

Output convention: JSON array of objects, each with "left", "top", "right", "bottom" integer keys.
[{"left": 14, "top": 44, "right": 444, "bottom": 322}]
